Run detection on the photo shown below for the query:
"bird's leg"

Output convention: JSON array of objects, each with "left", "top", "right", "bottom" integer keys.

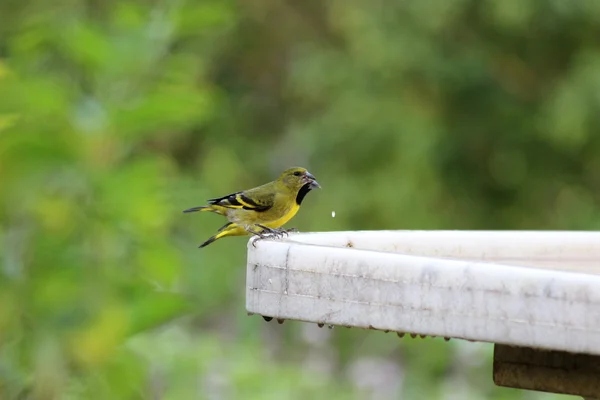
[
  {"left": 275, "top": 228, "right": 290, "bottom": 237},
  {"left": 261, "top": 225, "right": 294, "bottom": 236},
  {"left": 269, "top": 227, "right": 298, "bottom": 236},
  {"left": 274, "top": 227, "right": 292, "bottom": 238},
  {"left": 257, "top": 225, "right": 279, "bottom": 236},
  {"left": 247, "top": 225, "right": 285, "bottom": 247},
  {"left": 246, "top": 226, "right": 267, "bottom": 237},
  {"left": 256, "top": 224, "right": 277, "bottom": 234},
  {"left": 255, "top": 224, "right": 288, "bottom": 240},
  {"left": 245, "top": 226, "right": 267, "bottom": 247}
]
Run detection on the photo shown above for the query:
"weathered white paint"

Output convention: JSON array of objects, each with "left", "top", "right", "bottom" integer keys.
[{"left": 246, "top": 231, "right": 600, "bottom": 356}]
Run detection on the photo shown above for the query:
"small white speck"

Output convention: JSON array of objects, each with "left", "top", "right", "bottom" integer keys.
[
  {"left": 331, "top": 211, "right": 336, "bottom": 218},
  {"left": 268, "top": 279, "right": 272, "bottom": 284}
]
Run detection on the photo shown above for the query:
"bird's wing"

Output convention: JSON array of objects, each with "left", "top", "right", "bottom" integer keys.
[{"left": 207, "top": 187, "right": 274, "bottom": 212}]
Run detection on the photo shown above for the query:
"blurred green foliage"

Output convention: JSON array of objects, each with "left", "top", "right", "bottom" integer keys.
[{"left": 0, "top": 0, "right": 595, "bottom": 398}]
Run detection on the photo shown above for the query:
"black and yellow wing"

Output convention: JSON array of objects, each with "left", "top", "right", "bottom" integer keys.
[{"left": 207, "top": 188, "right": 274, "bottom": 212}]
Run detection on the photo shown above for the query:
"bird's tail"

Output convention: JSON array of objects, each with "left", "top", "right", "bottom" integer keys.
[
  {"left": 199, "top": 222, "right": 248, "bottom": 248},
  {"left": 199, "top": 222, "right": 233, "bottom": 248},
  {"left": 184, "top": 204, "right": 231, "bottom": 216},
  {"left": 183, "top": 205, "right": 210, "bottom": 213},
  {"left": 199, "top": 235, "right": 219, "bottom": 248}
]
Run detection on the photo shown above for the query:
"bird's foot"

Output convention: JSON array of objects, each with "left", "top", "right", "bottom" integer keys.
[
  {"left": 251, "top": 233, "right": 279, "bottom": 247},
  {"left": 256, "top": 224, "right": 276, "bottom": 234},
  {"left": 268, "top": 227, "right": 298, "bottom": 237},
  {"left": 250, "top": 225, "right": 291, "bottom": 245},
  {"left": 270, "top": 227, "right": 288, "bottom": 237},
  {"left": 248, "top": 227, "right": 269, "bottom": 247},
  {"left": 267, "top": 226, "right": 300, "bottom": 235},
  {"left": 256, "top": 225, "right": 287, "bottom": 238}
]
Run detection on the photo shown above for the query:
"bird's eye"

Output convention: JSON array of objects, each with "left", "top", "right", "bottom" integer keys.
[{"left": 293, "top": 171, "right": 301, "bottom": 176}]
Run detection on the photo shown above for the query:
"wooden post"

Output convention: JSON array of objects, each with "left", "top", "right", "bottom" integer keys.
[{"left": 494, "top": 344, "right": 600, "bottom": 398}]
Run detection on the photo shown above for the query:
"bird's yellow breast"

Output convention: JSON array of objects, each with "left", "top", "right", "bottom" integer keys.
[{"left": 262, "top": 202, "right": 300, "bottom": 229}]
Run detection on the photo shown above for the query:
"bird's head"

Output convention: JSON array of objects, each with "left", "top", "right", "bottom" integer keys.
[{"left": 278, "top": 167, "right": 321, "bottom": 192}]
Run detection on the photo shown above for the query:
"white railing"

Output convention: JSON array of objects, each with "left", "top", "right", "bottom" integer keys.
[{"left": 246, "top": 231, "right": 600, "bottom": 398}]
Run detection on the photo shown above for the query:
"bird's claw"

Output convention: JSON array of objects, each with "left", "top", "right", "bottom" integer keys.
[
  {"left": 250, "top": 231, "right": 274, "bottom": 247},
  {"left": 250, "top": 228, "right": 269, "bottom": 247},
  {"left": 250, "top": 226, "right": 297, "bottom": 246},
  {"left": 264, "top": 226, "right": 299, "bottom": 236},
  {"left": 256, "top": 225, "right": 286, "bottom": 238},
  {"left": 270, "top": 228, "right": 287, "bottom": 238}
]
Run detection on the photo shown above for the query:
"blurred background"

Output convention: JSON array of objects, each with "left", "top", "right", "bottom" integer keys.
[{"left": 0, "top": 0, "right": 597, "bottom": 398}]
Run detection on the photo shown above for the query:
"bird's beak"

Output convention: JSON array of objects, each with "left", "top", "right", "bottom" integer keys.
[{"left": 304, "top": 172, "right": 321, "bottom": 189}]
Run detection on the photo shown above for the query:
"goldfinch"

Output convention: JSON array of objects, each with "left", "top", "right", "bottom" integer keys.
[{"left": 184, "top": 167, "right": 321, "bottom": 248}]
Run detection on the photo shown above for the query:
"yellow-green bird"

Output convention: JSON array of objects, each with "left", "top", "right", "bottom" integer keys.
[{"left": 183, "top": 167, "right": 321, "bottom": 248}]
